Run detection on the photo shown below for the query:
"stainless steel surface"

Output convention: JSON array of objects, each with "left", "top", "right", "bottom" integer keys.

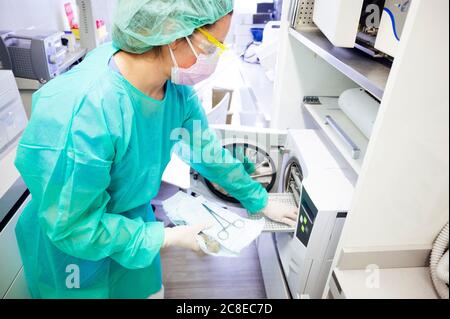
[
  {"left": 325, "top": 115, "right": 361, "bottom": 159},
  {"left": 289, "top": 28, "right": 391, "bottom": 100},
  {"left": 354, "top": 43, "right": 383, "bottom": 58}
]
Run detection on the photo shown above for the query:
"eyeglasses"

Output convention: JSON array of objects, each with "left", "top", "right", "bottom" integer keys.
[{"left": 194, "top": 27, "right": 228, "bottom": 55}]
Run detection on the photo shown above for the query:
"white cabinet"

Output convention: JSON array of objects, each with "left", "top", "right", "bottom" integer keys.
[{"left": 271, "top": 0, "right": 448, "bottom": 298}]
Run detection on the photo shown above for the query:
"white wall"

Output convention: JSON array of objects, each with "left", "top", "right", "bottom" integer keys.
[
  {"left": 0, "top": 0, "right": 68, "bottom": 31},
  {"left": 340, "top": 0, "right": 449, "bottom": 250},
  {"left": 0, "top": 0, "right": 116, "bottom": 37}
]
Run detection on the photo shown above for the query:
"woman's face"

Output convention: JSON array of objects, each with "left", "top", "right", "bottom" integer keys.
[{"left": 172, "top": 14, "right": 232, "bottom": 68}]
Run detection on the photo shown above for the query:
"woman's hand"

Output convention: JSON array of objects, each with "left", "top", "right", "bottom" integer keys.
[
  {"left": 261, "top": 201, "right": 299, "bottom": 227},
  {"left": 162, "top": 224, "right": 211, "bottom": 253}
]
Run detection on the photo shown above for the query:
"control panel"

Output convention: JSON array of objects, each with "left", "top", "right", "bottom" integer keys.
[{"left": 296, "top": 188, "right": 318, "bottom": 247}]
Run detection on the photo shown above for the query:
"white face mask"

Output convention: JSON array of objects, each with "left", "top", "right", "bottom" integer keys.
[{"left": 169, "top": 37, "right": 220, "bottom": 86}]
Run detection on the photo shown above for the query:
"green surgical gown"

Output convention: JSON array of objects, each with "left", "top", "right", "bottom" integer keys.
[{"left": 14, "top": 43, "right": 268, "bottom": 299}]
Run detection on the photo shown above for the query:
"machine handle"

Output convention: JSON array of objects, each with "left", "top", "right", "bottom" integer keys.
[{"left": 325, "top": 115, "right": 361, "bottom": 159}]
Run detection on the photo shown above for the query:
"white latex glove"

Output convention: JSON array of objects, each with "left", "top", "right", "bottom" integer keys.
[
  {"left": 261, "top": 201, "right": 298, "bottom": 227},
  {"left": 162, "top": 224, "right": 211, "bottom": 253}
]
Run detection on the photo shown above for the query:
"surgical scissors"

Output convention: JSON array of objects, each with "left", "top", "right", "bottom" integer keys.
[{"left": 202, "top": 203, "right": 245, "bottom": 240}]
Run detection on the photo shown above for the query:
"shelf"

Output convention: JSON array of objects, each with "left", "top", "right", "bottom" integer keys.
[
  {"left": 289, "top": 28, "right": 391, "bottom": 101},
  {"left": 304, "top": 97, "right": 369, "bottom": 175}
]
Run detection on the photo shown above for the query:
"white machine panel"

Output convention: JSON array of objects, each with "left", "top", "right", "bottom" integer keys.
[
  {"left": 375, "top": 0, "right": 411, "bottom": 57},
  {"left": 303, "top": 169, "right": 355, "bottom": 212},
  {"left": 286, "top": 129, "right": 350, "bottom": 172},
  {"left": 313, "top": 0, "right": 364, "bottom": 48}
]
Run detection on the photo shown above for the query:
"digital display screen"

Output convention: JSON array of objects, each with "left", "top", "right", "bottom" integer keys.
[{"left": 296, "top": 188, "right": 318, "bottom": 247}]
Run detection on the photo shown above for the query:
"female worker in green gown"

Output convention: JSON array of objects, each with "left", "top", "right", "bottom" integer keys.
[{"left": 14, "top": 0, "right": 298, "bottom": 299}]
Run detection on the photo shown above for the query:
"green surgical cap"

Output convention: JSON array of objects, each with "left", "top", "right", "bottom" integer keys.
[{"left": 112, "top": 0, "right": 234, "bottom": 54}]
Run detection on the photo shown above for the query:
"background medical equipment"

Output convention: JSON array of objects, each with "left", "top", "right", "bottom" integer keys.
[
  {"left": 232, "top": 1, "right": 283, "bottom": 54},
  {"left": 252, "top": 21, "right": 281, "bottom": 81},
  {"left": 241, "top": 21, "right": 281, "bottom": 72},
  {"left": 0, "top": 28, "right": 86, "bottom": 118},
  {"left": 0, "top": 29, "right": 67, "bottom": 83},
  {"left": 290, "top": 0, "right": 411, "bottom": 58},
  {"left": 430, "top": 223, "right": 449, "bottom": 299},
  {"left": 0, "top": 70, "right": 30, "bottom": 299}
]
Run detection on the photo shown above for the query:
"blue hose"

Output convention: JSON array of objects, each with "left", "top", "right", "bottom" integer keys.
[{"left": 383, "top": 8, "right": 401, "bottom": 41}]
